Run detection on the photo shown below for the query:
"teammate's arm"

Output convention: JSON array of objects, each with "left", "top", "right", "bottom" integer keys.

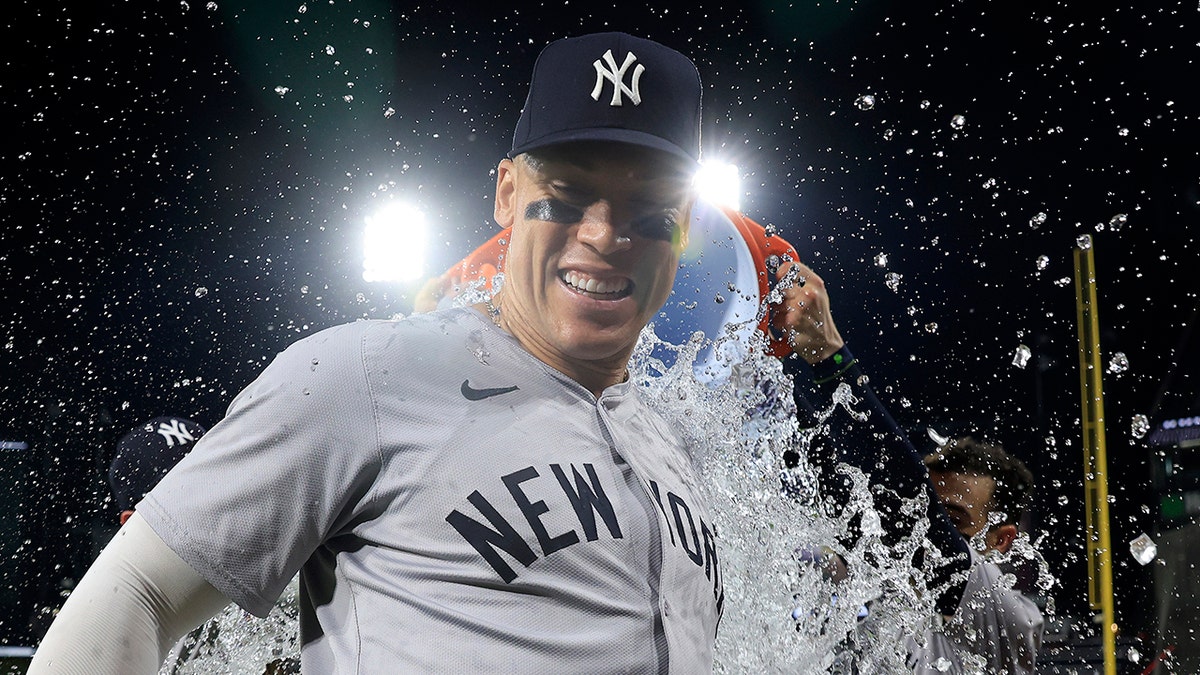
[
  {"left": 27, "top": 513, "right": 231, "bottom": 674},
  {"left": 774, "top": 260, "right": 972, "bottom": 616}
]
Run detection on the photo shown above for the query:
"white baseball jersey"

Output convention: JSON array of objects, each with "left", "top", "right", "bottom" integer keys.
[
  {"left": 908, "top": 549, "right": 1044, "bottom": 675},
  {"left": 139, "top": 308, "right": 723, "bottom": 673}
]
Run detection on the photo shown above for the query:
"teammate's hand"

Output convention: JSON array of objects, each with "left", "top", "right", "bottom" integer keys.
[{"left": 771, "top": 261, "right": 845, "bottom": 365}]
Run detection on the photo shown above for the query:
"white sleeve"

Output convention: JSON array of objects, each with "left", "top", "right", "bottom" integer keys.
[{"left": 27, "top": 513, "right": 232, "bottom": 674}]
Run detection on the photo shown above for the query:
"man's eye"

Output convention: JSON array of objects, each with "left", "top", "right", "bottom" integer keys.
[{"left": 631, "top": 211, "right": 680, "bottom": 242}]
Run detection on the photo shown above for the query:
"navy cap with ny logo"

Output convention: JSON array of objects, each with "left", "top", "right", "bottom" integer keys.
[{"left": 510, "top": 32, "right": 702, "bottom": 165}]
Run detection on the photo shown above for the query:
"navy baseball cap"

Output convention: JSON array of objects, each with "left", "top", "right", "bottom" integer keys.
[
  {"left": 510, "top": 32, "right": 702, "bottom": 165},
  {"left": 108, "top": 415, "right": 206, "bottom": 513}
]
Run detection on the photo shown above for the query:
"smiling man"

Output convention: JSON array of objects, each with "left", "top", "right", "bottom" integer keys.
[
  {"left": 30, "top": 32, "right": 724, "bottom": 674},
  {"left": 493, "top": 141, "right": 694, "bottom": 394}
]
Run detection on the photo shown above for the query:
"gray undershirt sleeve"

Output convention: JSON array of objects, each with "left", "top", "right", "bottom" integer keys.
[{"left": 27, "top": 513, "right": 232, "bottom": 674}]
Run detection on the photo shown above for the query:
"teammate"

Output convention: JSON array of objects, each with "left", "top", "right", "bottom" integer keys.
[
  {"left": 108, "top": 416, "right": 207, "bottom": 526},
  {"left": 912, "top": 437, "right": 1042, "bottom": 674},
  {"left": 30, "top": 32, "right": 746, "bottom": 673}
]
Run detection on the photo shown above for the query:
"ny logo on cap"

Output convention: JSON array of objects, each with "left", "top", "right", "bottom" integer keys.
[
  {"left": 157, "top": 419, "right": 196, "bottom": 448},
  {"left": 591, "top": 49, "right": 644, "bottom": 107}
]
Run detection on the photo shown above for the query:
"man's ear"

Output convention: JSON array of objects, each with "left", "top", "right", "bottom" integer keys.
[
  {"left": 987, "top": 523, "right": 1018, "bottom": 554},
  {"left": 494, "top": 158, "right": 518, "bottom": 228}
]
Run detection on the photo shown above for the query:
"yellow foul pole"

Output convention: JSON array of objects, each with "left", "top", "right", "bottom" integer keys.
[{"left": 1073, "top": 235, "right": 1117, "bottom": 675}]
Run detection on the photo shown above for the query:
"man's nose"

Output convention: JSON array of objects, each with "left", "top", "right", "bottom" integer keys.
[{"left": 576, "top": 201, "right": 633, "bottom": 254}]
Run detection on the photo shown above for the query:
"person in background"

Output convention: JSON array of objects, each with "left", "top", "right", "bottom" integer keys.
[
  {"left": 108, "top": 416, "right": 207, "bottom": 526},
  {"left": 107, "top": 416, "right": 302, "bottom": 675},
  {"left": 913, "top": 436, "right": 1041, "bottom": 674}
]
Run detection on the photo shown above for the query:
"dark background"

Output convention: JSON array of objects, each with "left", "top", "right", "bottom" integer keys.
[{"left": 2, "top": 0, "right": 1197, "bottom": 656}]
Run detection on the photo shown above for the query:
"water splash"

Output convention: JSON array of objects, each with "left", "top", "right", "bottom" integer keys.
[{"left": 1012, "top": 344, "right": 1032, "bottom": 369}]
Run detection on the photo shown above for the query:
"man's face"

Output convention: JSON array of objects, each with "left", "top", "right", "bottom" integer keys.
[
  {"left": 929, "top": 470, "right": 996, "bottom": 544},
  {"left": 493, "top": 142, "right": 693, "bottom": 381}
]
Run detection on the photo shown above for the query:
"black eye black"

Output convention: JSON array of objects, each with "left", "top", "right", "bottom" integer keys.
[
  {"left": 525, "top": 198, "right": 584, "bottom": 224},
  {"left": 631, "top": 211, "right": 679, "bottom": 242}
]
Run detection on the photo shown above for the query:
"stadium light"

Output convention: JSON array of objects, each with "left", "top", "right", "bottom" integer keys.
[
  {"left": 694, "top": 160, "right": 741, "bottom": 211},
  {"left": 362, "top": 201, "right": 428, "bottom": 282}
]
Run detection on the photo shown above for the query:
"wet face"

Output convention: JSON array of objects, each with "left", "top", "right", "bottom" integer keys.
[
  {"left": 929, "top": 470, "right": 996, "bottom": 542},
  {"left": 492, "top": 141, "right": 693, "bottom": 391}
]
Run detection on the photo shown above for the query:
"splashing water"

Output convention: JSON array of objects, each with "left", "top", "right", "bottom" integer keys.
[
  {"left": 1129, "top": 533, "right": 1158, "bottom": 566},
  {"left": 1012, "top": 344, "right": 1032, "bottom": 369},
  {"left": 1107, "top": 351, "right": 1129, "bottom": 375},
  {"left": 629, "top": 323, "right": 993, "bottom": 673},
  {"left": 1131, "top": 414, "right": 1150, "bottom": 439},
  {"left": 161, "top": 579, "right": 300, "bottom": 674}
]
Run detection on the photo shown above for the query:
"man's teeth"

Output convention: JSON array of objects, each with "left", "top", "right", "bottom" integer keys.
[{"left": 562, "top": 271, "right": 629, "bottom": 295}]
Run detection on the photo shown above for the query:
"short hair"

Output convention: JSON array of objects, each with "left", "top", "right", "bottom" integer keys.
[{"left": 924, "top": 436, "right": 1034, "bottom": 528}]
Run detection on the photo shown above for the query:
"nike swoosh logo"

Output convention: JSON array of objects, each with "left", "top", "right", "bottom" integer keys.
[{"left": 461, "top": 379, "right": 520, "bottom": 401}]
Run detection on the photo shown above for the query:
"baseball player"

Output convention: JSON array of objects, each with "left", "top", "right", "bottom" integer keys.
[
  {"left": 29, "top": 32, "right": 775, "bottom": 673},
  {"left": 108, "top": 416, "right": 207, "bottom": 527}
]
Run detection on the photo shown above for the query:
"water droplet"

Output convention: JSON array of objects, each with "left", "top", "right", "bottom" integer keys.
[
  {"left": 919, "top": 100, "right": 931, "bottom": 110},
  {"left": 1128, "top": 647, "right": 1141, "bottom": 664},
  {"left": 298, "top": 3, "right": 307, "bottom": 12},
  {"left": 874, "top": 252, "right": 889, "bottom": 268},
  {"left": 356, "top": 292, "right": 366, "bottom": 303},
  {"left": 1129, "top": 533, "right": 1157, "bottom": 565},
  {"left": 1053, "top": 277, "right": 1071, "bottom": 288},
  {"left": 764, "top": 254, "right": 781, "bottom": 276},
  {"left": 854, "top": 94, "right": 876, "bottom": 111},
  {"left": 764, "top": 223, "right": 778, "bottom": 237},
  {"left": 924, "top": 322, "right": 938, "bottom": 334},
  {"left": 205, "top": 1, "right": 217, "bottom": 9},
  {"left": 310, "top": 358, "right": 319, "bottom": 371},
  {"left": 1076, "top": 234, "right": 1093, "bottom": 250},
  {"left": 935, "top": 656, "right": 952, "bottom": 672},
  {"left": 884, "top": 272, "right": 902, "bottom": 291},
  {"left": 950, "top": 114, "right": 966, "bottom": 130},
  {"left": 343, "top": 94, "right": 354, "bottom": 103},
  {"left": 1118, "top": 127, "right": 1129, "bottom": 137},
  {"left": 714, "top": 294, "right": 725, "bottom": 304},
  {"left": 1108, "top": 213, "right": 1127, "bottom": 231},
  {"left": 1131, "top": 414, "right": 1150, "bottom": 439},
  {"left": 1012, "top": 344, "right": 1032, "bottom": 369},
  {"left": 1107, "top": 352, "right": 1129, "bottom": 375},
  {"left": 1029, "top": 211, "right": 1048, "bottom": 229},
  {"left": 1036, "top": 255, "right": 1050, "bottom": 271},
  {"left": 384, "top": 107, "right": 396, "bottom": 118},
  {"left": 302, "top": 388, "right": 311, "bottom": 396},
  {"left": 883, "top": 128, "right": 895, "bottom": 141},
  {"left": 325, "top": 45, "right": 336, "bottom": 55},
  {"left": 982, "top": 177, "right": 997, "bottom": 189},
  {"left": 194, "top": 287, "right": 208, "bottom": 298},
  {"left": 1058, "top": 495, "right": 1069, "bottom": 506},
  {"left": 300, "top": 285, "right": 310, "bottom": 294}
]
